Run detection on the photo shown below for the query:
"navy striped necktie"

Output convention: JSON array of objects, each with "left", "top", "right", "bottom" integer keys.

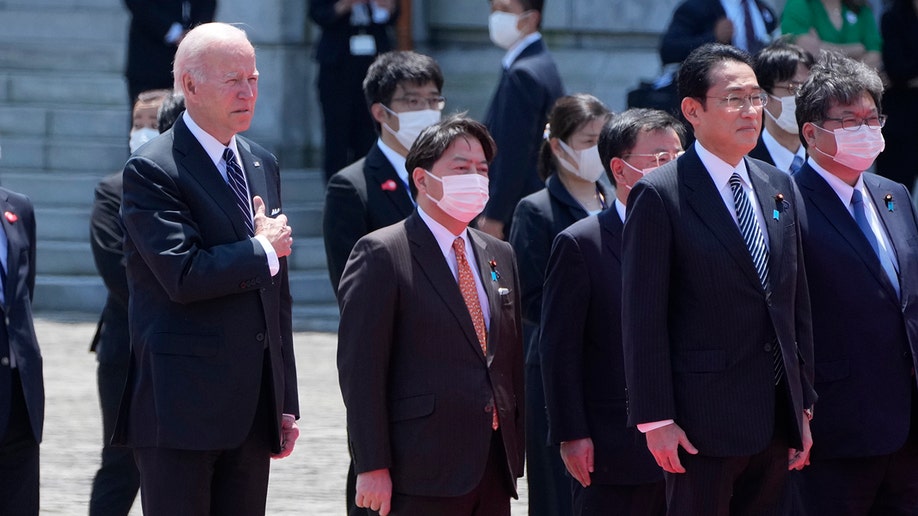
[{"left": 223, "top": 148, "right": 254, "bottom": 237}]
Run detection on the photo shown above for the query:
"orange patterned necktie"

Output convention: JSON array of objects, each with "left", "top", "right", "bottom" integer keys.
[{"left": 452, "top": 237, "right": 498, "bottom": 430}]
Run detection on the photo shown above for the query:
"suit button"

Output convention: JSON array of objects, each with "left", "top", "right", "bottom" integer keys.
[
  {"left": 764, "top": 344, "right": 773, "bottom": 352},
  {"left": 1, "top": 357, "right": 8, "bottom": 366},
  {"left": 256, "top": 333, "right": 265, "bottom": 342}
]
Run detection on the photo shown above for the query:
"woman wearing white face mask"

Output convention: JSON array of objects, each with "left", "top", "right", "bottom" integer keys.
[
  {"left": 749, "top": 40, "right": 814, "bottom": 174},
  {"left": 507, "top": 93, "right": 610, "bottom": 516}
]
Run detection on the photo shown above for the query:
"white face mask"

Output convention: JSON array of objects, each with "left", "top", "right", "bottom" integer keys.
[
  {"left": 129, "top": 127, "right": 160, "bottom": 153},
  {"left": 621, "top": 160, "right": 659, "bottom": 190},
  {"left": 489, "top": 11, "right": 523, "bottom": 50},
  {"left": 812, "top": 124, "right": 885, "bottom": 171},
  {"left": 766, "top": 95, "right": 799, "bottom": 134},
  {"left": 557, "top": 140, "right": 605, "bottom": 182},
  {"left": 382, "top": 107, "right": 442, "bottom": 151},
  {"left": 425, "top": 170, "right": 490, "bottom": 223}
]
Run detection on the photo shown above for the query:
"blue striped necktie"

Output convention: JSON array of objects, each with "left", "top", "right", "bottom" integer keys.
[{"left": 223, "top": 148, "right": 254, "bottom": 237}]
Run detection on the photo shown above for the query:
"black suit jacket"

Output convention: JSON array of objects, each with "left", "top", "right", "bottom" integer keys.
[
  {"left": 323, "top": 143, "right": 414, "bottom": 293},
  {"left": 482, "top": 39, "right": 565, "bottom": 226},
  {"left": 660, "top": 0, "right": 778, "bottom": 64},
  {"left": 622, "top": 146, "right": 815, "bottom": 456},
  {"left": 540, "top": 209, "right": 662, "bottom": 485},
  {"left": 794, "top": 165, "right": 918, "bottom": 459},
  {"left": 308, "top": 0, "right": 398, "bottom": 66},
  {"left": 89, "top": 172, "right": 130, "bottom": 365},
  {"left": 509, "top": 174, "right": 606, "bottom": 364},
  {"left": 0, "top": 188, "right": 42, "bottom": 443},
  {"left": 123, "top": 0, "right": 215, "bottom": 95},
  {"left": 337, "top": 212, "right": 525, "bottom": 497},
  {"left": 113, "top": 116, "right": 298, "bottom": 452}
]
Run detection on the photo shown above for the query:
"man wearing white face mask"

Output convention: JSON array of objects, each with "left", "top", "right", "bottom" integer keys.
[
  {"left": 337, "top": 115, "right": 525, "bottom": 515},
  {"left": 792, "top": 52, "right": 918, "bottom": 514},
  {"left": 749, "top": 41, "right": 814, "bottom": 174},
  {"left": 478, "top": 0, "right": 564, "bottom": 240}
]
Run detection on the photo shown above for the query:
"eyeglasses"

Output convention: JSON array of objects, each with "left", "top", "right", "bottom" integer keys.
[
  {"left": 390, "top": 96, "right": 446, "bottom": 111},
  {"left": 821, "top": 115, "right": 887, "bottom": 131},
  {"left": 704, "top": 93, "right": 768, "bottom": 111},
  {"left": 772, "top": 82, "right": 804, "bottom": 95},
  {"left": 621, "top": 151, "right": 685, "bottom": 167}
]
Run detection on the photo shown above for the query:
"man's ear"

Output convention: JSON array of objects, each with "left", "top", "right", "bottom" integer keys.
[
  {"left": 370, "top": 103, "right": 389, "bottom": 126},
  {"left": 801, "top": 122, "right": 817, "bottom": 148},
  {"left": 412, "top": 167, "right": 427, "bottom": 195},
  {"left": 609, "top": 157, "right": 626, "bottom": 184},
  {"left": 520, "top": 10, "right": 541, "bottom": 33},
  {"left": 681, "top": 96, "right": 701, "bottom": 124}
]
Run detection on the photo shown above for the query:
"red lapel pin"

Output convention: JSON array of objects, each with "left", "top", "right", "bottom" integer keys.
[
  {"left": 4, "top": 211, "right": 17, "bottom": 224},
  {"left": 381, "top": 179, "right": 398, "bottom": 191}
]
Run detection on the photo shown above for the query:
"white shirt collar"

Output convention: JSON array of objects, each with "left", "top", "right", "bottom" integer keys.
[
  {"left": 614, "top": 198, "right": 627, "bottom": 223},
  {"left": 695, "top": 140, "right": 753, "bottom": 191},
  {"left": 418, "top": 205, "right": 469, "bottom": 251},
  {"left": 502, "top": 32, "right": 541, "bottom": 69},
  {"left": 807, "top": 157, "right": 863, "bottom": 208},
  {"left": 183, "top": 111, "right": 240, "bottom": 172},
  {"left": 376, "top": 138, "right": 409, "bottom": 187},
  {"left": 761, "top": 127, "right": 804, "bottom": 174}
]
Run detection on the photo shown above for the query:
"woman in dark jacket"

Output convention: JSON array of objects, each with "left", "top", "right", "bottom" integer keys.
[{"left": 509, "top": 93, "right": 611, "bottom": 516}]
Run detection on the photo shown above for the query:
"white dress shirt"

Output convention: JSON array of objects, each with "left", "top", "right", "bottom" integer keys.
[
  {"left": 501, "top": 32, "right": 542, "bottom": 70},
  {"left": 762, "top": 127, "right": 806, "bottom": 174}
]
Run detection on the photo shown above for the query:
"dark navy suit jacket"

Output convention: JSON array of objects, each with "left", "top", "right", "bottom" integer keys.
[
  {"left": 540, "top": 209, "right": 662, "bottom": 485},
  {"left": 793, "top": 164, "right": 918, "bottom": 459},
  {"left": 482, "top": 38, "right": 564, "bottom": 227},
  {"left": 660, "top": 0, "right": 778, "bottom": 65}
]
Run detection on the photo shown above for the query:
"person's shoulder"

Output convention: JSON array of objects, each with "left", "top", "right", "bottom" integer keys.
[
  {"left": 864, "top": 171, "right": 910, "bottom": 193},
  {"left": 518, "top": 187, "right": 550, "bottom": 209},
  {"left": 0, "top": 187, "right": 34, "bottom": 215},
  {"left": 237, "top": 135, "right": 278, "bottom": 164},
  {"left": 563, "top": 212, "right": 602, "bottom": 240}
]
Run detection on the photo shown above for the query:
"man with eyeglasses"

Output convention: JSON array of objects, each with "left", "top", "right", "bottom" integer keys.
[
  {"left": 750, "top": 40, "right": 814, "bottom": 174},
  {"left": 791, "top": 51, "right": 918, "bottom": 515},
  {"left": 323, "top": 50, "right": 444, "bottom": 516},
  {"left": 621, "top": 43, "right": 815, "bottom": 514}
]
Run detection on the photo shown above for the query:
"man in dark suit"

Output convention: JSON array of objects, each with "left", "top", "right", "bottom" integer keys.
[
  {"left": 88, "top": 90, "right": 185, "bottom": 516},
  {"left": 337, "top": 115, "right": 525, "bottom": 515},
  {"left": 323, "top": 50, "right": 444, "bottom": 293},
  {"left": 622, "top": 43, "right": 816, "bottom": 515},
  {"left": 309, "top": 0, "right": 399, "bottom": 182},
  {"left": 660, "top": 0, "right": 778, "bottom": 65},
  {"left": 540, "top": 108, "right": 685, "bottom": 516},
  {"left": 123, "top": 0, "right": 215, "bottom": 108},
  {"left": 792, "top": 52, "right": 918, "bottom": 514},
  {"left": 477, "top": 0, "right": 564, "bottom": 240},
  {"left": 113, "top": 23, "right": 300, "bottom": 515},
  {"left": 748, "top": 41, "right": 813, "bottom": 173},
  {"left": 0, "top": 187, "right": 42, "bottom": 516}
]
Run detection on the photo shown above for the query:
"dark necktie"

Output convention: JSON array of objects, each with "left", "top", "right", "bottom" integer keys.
[
  {"left": 452, "top": 237, "right": 498, "bottom": 430},
  {"left": 789, "top": 155, "right": 804, "bottom": 175},
  {"left": 729, "top": 173, "right": 783, "bottom": 384},
  {"left": 222, "top": 148, "right": 254, "bottom": 237},
  {"left": 743, "top": 0, "right": 763, "bottom": 54}
]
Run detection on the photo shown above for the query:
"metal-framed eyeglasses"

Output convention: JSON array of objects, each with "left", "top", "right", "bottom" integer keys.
[
  {"left": 705, "top": 93, "right": 768, "bottom": 111},
  {"left": 820, "top": 115, "right": 887, "bottom": 131},
  {"left": 621, "top": 150, "right": 685, "bottom": 167},
  {"left": 772, "top": 82, "right": 804, "bottom": 95},
  {"left": 390, "top": 95, "right": 447, "bottom": 111}
]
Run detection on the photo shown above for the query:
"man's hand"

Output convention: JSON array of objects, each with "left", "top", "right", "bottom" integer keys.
[
  {"left": 356, "top": 468, "right": 392, "bottom": 516},
  {"left": 253, "top": 196, "right": 293, "bottom": 257},
  {"left": 271, "top": 414, "right": 299, "bottom": 459},
  {"left": 560, "top": 437, "right": 594, "bottom": 488},
  {"left": 714, "top": 17, "right": 734, "bottom": 44},
  {"left": 788, "top": 412, "right": 813, "bottom": 470},
  {"left": 476, "top": 216, "right": 505, "bottom": 240},
  {"left": 645, "top": 423, "right": 698, "bottom": 473}
]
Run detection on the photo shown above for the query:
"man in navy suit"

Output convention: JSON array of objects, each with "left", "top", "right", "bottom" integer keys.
[
  {"left": 113, "top": 23, "right": 299, "bottom": 515},
  {"left": 0, "top": 186, "right": 42, "bottom": 516},
  {"left": 323, "top": 50, "right": 444, "bottom": 294},
  {"left": 477, "top": 0, "right": 564, "bottom": 240},
  {"left": 337, "top": 116, "right": 524, "bottom": 515},
  {"left": 660, "top": 0, "right": 778, "bottom": 65},
  {"left": 792, "top": 52, "right": 918, "bottom": 514},
  {"left": 622, "top": 43, "right": 815, "bottom": 515},
  {"left": 540, "top": 108, "right": 685, "bottom": 516}
]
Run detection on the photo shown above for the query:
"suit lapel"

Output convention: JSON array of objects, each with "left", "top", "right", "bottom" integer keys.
[
  {"left": 237, "top": 138, "right": 269, "bottom": 211},
  {"left": 796, "top": 165, "right": 896, "bottom": 297},
  {"left": 469, "top": 229, "right": 500, "bottom": 364},
  {"left": 864, "top": 174, "right": 905, "bottom": 301},
  {"left": 366, "top": 146, "right": 414, "bottom": 217},
  {"left": 682, "top": 149, "right": 764, "bottom": 290},
  {"left": 747, "top": 158, "right": 786, "bottom": 289},
  {"left": 0, "top": 193, "right": 16, "bottom": 307},
  {"left": 599, "top": 209, "right": 623, "bottom": 263},
  {"left": 406, "top": 215, "right": 488, "bottom": 363}
]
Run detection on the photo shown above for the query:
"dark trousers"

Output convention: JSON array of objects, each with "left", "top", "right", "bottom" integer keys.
[
  {"left": 795, "top": 439, "right": 918, "bottom": 515},
  {"left": 525, "top": 361, "right": 572, "bottom": 516},
  {"left": 571, "top": 479, "right": 666, "bottom": 516},
  {"left": 317, "top": 58, "right": 377, "bottom": 183},
  {"left": 90, "top": 361, "right": 140, "bottom": 516},
  {"left": 133, "top": 363, "right": 274, "bottom": 516},
  {"left": 0, "top": 369, "right": 40, "bottom": 516},
  {"left": 368, "top": 429, "right": 514, "bottom": 516}
]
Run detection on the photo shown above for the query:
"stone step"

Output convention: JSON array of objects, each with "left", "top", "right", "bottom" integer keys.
[
  {"left": 38, "top": 240, "right": 95, "bottom": 276},
  {"left": 0, "top": 40, "right": 123, "bottom": 73},
  {"left": 5, "top": 71, "right": 126, "bottom": 107},
  {"left": 0, "top": 8, "right": 126, "bottom": 45},
  {"left": 290, "top": 237, "right": 328, "bottom": 271},
  {"left": 0, "top": 135, "right": 127, "bottom": 171},
  {"left": 35, "top": 206, "right": 90, "bottom": 242},
  {"left": 5, "top": 0, "right": 119, "bottom": 10},
  {"left": 288, "top": 270, "right": 335, "bottom": 304},
  {"left": 2, "top": 172, "right": 106, "bottom": 208},
  {"left": 281, "top": 169, "right": 326, "bottom": 204}
]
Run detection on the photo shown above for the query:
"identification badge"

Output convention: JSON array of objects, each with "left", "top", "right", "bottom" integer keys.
[{"left": 350, "top": 34, "right": 376, "bottom": 56}]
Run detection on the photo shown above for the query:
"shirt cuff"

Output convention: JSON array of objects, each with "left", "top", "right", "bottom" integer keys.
[
  {"left": 164, "top": 22, "right": 184, "bottom": 44},
  {"left": 637, "top": 419, "right": 675, "bottom": 433},
  {"left": 254, "top": 235, "right": 280, "bottom": 276}
]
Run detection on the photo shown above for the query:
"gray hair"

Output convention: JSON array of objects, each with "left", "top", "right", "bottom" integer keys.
[
  {"left": 796, "top": 51, "right": 883, "bottom": 130},
  {"left": 173, "top": 23, "right": 252, "bottom": 92}
]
